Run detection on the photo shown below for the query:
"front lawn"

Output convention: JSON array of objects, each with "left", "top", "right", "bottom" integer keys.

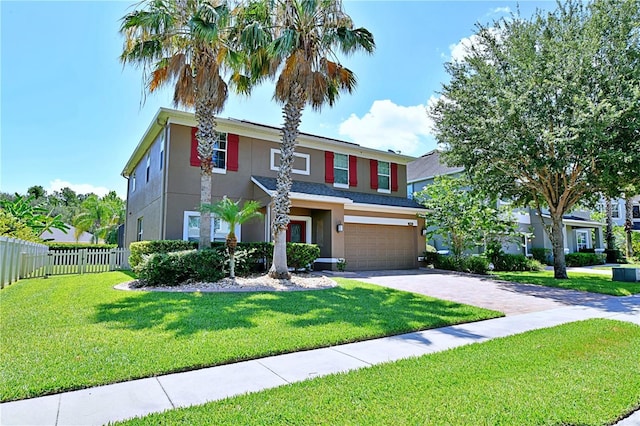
[
  {"left": 0, "top": 272, "right": 500, "bottom": 401},
  {"left": 593, "top": 263, "right": 640, "bottom": 270},
  {"left": 117, "top": 319, "right": 640, "bottom": 425},
  {"left": 492, "top": 270, "right": 640, "bottom": 296}
]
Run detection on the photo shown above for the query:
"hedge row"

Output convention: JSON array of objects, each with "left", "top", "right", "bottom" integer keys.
[
  {"left": 131, "top": 240, "right": 321, "bottom": 286},
  {"left": 426, "top": 252, "right": 543, "bottom": 274},
  {"left": 46, "top": 242, "right": 117, "bottom": 251},
  {"left": 565, "top": 252, "right": 606, "bottom": 267}
]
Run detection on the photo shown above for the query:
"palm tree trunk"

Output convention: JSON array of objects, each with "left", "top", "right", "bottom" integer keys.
[
  {"left": 625, "top": 195, "right": 634, "bottom": 259},
  {"left": 195, "top": 98, "right": 217, "bottom": 250},
  {"left": 550, "top": 213, "right": 568, "bottom": 279},
  {"left": 227, "top": 234, "right": 237, "bottom": 279},
  {"left": 269, "top": 87, "right": 305, "bottom": 279},
  {"left": 605, "top": 198, "right": 614, "bottom": 249}
]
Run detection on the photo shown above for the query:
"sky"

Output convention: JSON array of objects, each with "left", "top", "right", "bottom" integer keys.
[{"left": 1, "top": 0, "right": 556, "bottom": 199}]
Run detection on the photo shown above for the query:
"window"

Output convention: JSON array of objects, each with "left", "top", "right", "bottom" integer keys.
[
  {"left": 159, "top": 136, "right": 164, "bottom": 170},
  {"left": 270, "top": 149, "right": 310, "bottom": 175},
  {"left": 407, "top": 184, "right": 413, "bottom": 200},
  {"left": 611, "top": 202, "right": 620, "bottom": 219},
  {"left": 377, "top": 161, "right": 390, "bottom": 192},
  {"left": 136, "top": 217, "right": 143, "bottom": 242},
  {"left": 576, "top": 230, "right": 589, "bottom": 251},
  {"left": 131, "top": 173, "right": 136, "bottom": 192},
  {"left": 183, "top": 211, "right": 239, "bottom": 242},
  {"left": 146, "top": 155, "right": 151, "bottom": 182},
  {"left": 333, "top": 153, "right": 349, "bottom": 187},
  {"left": 633, "top": 205, "right": 639, "bottom": 219},
  {"left": 212, "top": 133, "right": 227, "bottom": 171}
]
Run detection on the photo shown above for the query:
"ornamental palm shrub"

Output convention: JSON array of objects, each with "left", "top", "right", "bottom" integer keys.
[{"left": 200, "top": 197, "right": 263, "bottom": 279}]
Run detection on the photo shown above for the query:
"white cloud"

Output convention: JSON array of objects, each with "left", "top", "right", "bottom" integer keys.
[
  {"left": 448, "top": 34, "right": 482, "bottom": 63},
  {"left": 447, "top": 27, "right": 501, "bottom": 63},
  {"left": 47, "top": 179, "right": 114, "bottom": 198},
  {"left": 490, "top": 7, "right": 511, "bottom": 15},
  {"left": 338, "top": 99, "right": 438, "bottom": 156}
]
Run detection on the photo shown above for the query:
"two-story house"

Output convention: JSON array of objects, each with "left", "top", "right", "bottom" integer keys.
[
  {"left": 121, "top": 108, "right": 426, "bottom": 271},
  {"left": 605, "top": 197, "right": 640, "bottom": 231},
  {"left": 407, "top": 150, "right": 605, "bottom": 256}
]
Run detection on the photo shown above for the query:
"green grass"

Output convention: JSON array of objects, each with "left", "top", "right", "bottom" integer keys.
[
  {"left": 0, "top": 272, "right": 500, "bottom": 402},
  {"left": 117, "top": 319, "right": 640, "bottom": 425},
  {"left": 492, "top": 270, "right": 640, "bottom": 296},
  {"left": 593, "top": 263, "right": 640, "bottom": 270}
]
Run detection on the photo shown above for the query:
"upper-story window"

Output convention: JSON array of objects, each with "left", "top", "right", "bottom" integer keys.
[
  {"left": 212, "top": 133, "right": 227, "bottom": 171},
  {"left": 159, "top": 135, "right": 164, "bottom": 170},
  {"left": 377, "top": 161, "right": 391, "bottom": 193},
  {"left": 633, "top": 205, "right": 639, "bottom": 219},
  {"left": 270, "top": 149, "right": 310, "bottom": 175},
  {"left": 333, "top": 154, "right": 349, "bottom": 188},
  {"left": 131, "top": 173, "right": 136, "bottom": 192},
  {"left": 611, "top": 202, "right": 620, "bottom": 219},
  {"left": 190, "top": 129, "right": 239, "bottom": 173}
]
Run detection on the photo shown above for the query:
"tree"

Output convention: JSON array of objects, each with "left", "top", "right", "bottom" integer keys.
[
  {"left": 240, "top": 0, "right": 374, "bottom": 278},
  {"left": 430, "top": 0, "right": 640, "bottom": 279},
  {"left": 414, "top": 176, "right": 519, "bottom": 261},
  {"left": 0, "top": 195, "right": 69, "bottom": 237},
  {"left": 120, "top": 0, "right": 233, "bottom": 249},
  {"left": 0, "top": 210, "right": 41, "bottom": 242},
  {"left": 73, "top": 193, "right": 125, "bottom": 243},
  {"left": 200, "top": 196, "right": 262, "bottom": 278}
]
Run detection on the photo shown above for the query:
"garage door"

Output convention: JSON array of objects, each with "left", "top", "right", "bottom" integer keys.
[{"left": 344, "top": 224, "right": 417, "bottom": 271}]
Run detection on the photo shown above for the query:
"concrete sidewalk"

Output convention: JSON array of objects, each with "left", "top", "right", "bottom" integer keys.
[{"left": 2, "top": 292, "right": 638, "bottom": 426}]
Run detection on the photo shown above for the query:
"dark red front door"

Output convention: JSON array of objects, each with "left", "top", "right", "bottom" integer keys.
[{"left": 287, "top": 221, "right": 307, "bottom": 243}]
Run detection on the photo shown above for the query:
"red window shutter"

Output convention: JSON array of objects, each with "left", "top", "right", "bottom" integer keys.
[
  {"left": 391, "top": 162, "right": 399, "bottom": 192},
  {"left": 227, "top": 133, "right": 239, "bottom": 171},
  {"left": 370, "top": 159, "right": 378, "bottom": 190},
  {"left": 190, "top": 127, "right": 201, "bottom": 167},
  {"left": 349, "top": 155, "right": 358, "bottom": 187},
  {"left": 325, "top": 151, "right": 334, "bottom": 183}
]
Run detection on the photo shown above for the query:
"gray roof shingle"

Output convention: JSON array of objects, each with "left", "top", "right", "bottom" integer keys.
[
  {"left": 253, "top": 176, "right": 424, "bottom": 209},
  {"left": 407, "top": 150, "right": 464, "bottom": 182}
]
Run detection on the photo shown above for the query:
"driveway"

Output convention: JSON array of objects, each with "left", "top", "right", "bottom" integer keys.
[{"left": 349, "top": 269, "right": 614, "bottom": 316}]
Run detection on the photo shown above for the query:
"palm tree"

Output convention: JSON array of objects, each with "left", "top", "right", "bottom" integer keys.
[
  {"left": 201, "top": 197, "right": 263, "bottom": 278},
  {"left": 120, "top": 0, "right": 233, "bottom": 249},
  {"left": 73, "top": 194, "right": 123, "bottom": 243},
  {"left": 238, "top": 0, "right": 374, "bottom": 278}
]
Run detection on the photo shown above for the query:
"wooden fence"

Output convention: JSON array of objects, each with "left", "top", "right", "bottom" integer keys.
[{"left": 0, "top": 237, "right": 130, "bottom": 289}]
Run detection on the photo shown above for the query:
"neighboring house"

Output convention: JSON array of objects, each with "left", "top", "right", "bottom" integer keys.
[
  {"left": 40, "top": 225, "right": 95, "bottom": 243},
  {"left": 407, "top": 150, "right": 605, "bottom": 256},
  {"left": 603, "top": 196, "right": 640, "bottom": 231},
  {"left": 121, "top": 108, "right": 426, "bottom": 271}
]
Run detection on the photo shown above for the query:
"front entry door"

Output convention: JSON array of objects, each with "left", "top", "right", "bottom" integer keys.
[{"left": 287, "top": 221, "right": 307, "bottom": 243}]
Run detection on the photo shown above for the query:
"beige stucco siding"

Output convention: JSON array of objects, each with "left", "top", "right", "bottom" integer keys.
[{"left": 125, "top": 130, "right": 165, "bottom": 246}]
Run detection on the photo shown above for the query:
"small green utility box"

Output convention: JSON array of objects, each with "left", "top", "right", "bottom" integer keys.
[{"left": 612, "top": 268, "right": 640, "bottom": 282}]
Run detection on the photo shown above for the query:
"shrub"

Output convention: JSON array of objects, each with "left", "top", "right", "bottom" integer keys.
[
  {"left": 531, "top": 248, "right": 552, "bottom": 265},
  {"left": 287, "top": 243, "right": 321, "bottom": 271},
  {"left": 492, "top": 253, "right": 544, "bottom": 272},
  {"left": 211, "top": 241, "right": 273, "bottom": 272},
  {"left": 134, "top": 249, "right": 225, "bottom": 286},
  {"left": 422, "top": 250, "right": 439, "bottom": 266},
  {"left": 46, "top": 242, "right": 117, "bottom": 251},
  {"left": 605, "top": 249, "right": 622, "bottom": 263},
  {"left": 433, "top": 254, "right": 460, "bottom": 271},
  {"left": 464, "top": 255, "right": 490, "bottom": 274},
  {"left": 129, "top": 240, "right": 196, "bottom": 268},
  {"left": 565, "top": 252, "right": 606, "bottom": 267},
  {"left": 433, "top": 254, "right": 489, "bottom": 274}
]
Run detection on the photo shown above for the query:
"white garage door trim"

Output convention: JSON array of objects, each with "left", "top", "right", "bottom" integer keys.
[{"left": 344, "top": 215, "right": 417, "bottom": 227}]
